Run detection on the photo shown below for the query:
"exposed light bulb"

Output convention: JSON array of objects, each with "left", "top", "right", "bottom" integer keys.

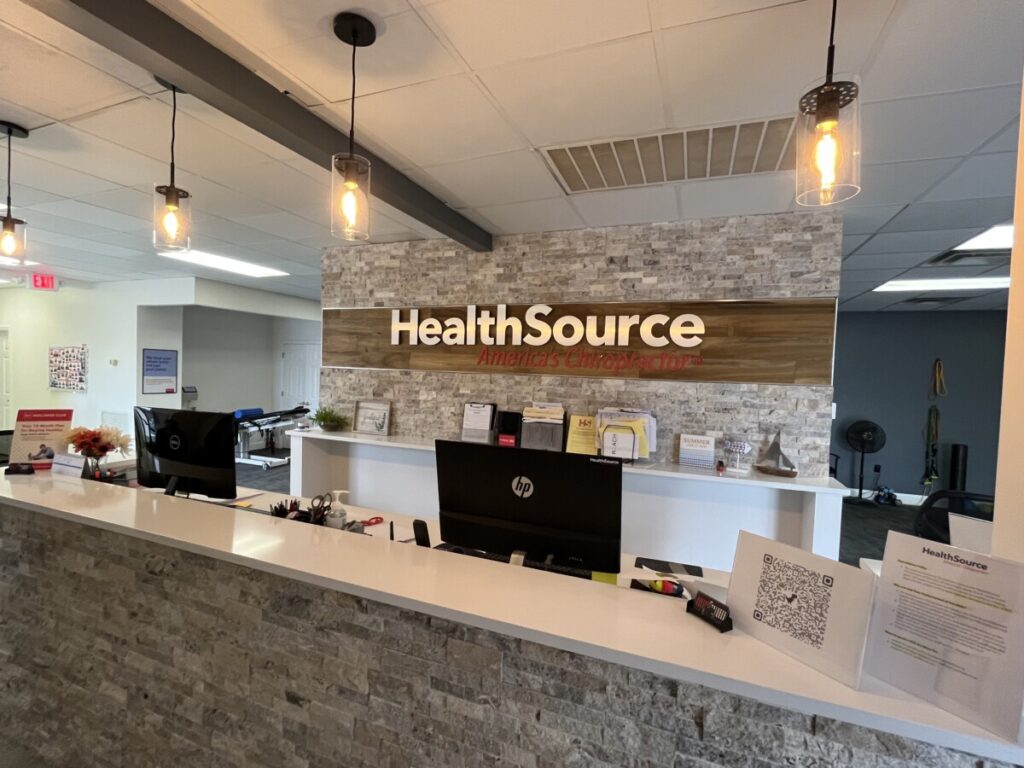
[
  {"left": 814, "top": 119, "right": 839, "bottom": 206},
  {"left": 0, "top": 229, "right": 16, "bottom": 257},
  {"left": 341, "top": 188, "right": 359, "bottom": 232},
  {"left": 162, "top": 208, "right": 180, "bottom": 240}
]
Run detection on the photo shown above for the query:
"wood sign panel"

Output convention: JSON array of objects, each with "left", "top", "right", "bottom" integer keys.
[{"left": 323, "top": 299, "right": 836, "bottom": 385}]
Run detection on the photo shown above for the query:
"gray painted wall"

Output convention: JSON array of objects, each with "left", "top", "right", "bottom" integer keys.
[{"left": 831, "top": 310, "right": 1006, "bottom": 497}]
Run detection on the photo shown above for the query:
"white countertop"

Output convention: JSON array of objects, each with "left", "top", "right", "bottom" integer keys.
[
  {"left": 288, "top": 429, "right": 847, "bottom": 496},
  {"left": 0, "top": 474, "right": 1019, "bottom": 763}
]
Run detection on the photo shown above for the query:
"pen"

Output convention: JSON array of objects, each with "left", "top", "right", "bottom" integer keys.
[{"left": 389, "top": 520, "right": 394, "bottom": 541}]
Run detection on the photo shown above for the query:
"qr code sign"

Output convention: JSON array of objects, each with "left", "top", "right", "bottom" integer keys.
[{"left": 753, "top": 554, "right": 834, "bottom": 649}]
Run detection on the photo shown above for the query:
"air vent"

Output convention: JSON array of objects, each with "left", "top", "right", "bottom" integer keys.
[
  {"left": 900, "top": 297, "right": 964, "bottom": 306},
  {"left": 927, "top": 250, "right": 1010, "bottom": 268},
  {"left": 544, "top": 117, "right": 797, "bottom": 193}
]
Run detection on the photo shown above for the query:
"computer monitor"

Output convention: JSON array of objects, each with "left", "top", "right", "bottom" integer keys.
[
  {"left": 134, "top": 407, "right": 237, "bottom": 499},
  {"left": 435, "top": 440, "right": 622, "bottom": 573}
]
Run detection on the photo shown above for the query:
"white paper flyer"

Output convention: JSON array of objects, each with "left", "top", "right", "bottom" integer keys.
[{"left": 865, "top": 531, "right": 1024, "bottom": 742}]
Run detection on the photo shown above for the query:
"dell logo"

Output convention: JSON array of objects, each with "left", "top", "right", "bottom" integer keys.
[
  {"left": 511, "top": 476, "right": 534, "bottom": 498},
  {"left": 169, "top": 435, "right": 181, "bottom": 451}
]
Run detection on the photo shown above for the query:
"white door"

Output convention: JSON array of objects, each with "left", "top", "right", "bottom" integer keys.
[
  {"left": 280, "top": 342, "right": 320, "bottom": 412},
  {"left": 0, "top": 329, "right": 11, "bottom": 429}
]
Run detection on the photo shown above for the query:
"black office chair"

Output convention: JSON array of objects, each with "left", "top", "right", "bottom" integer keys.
[{"left": 913, "top": 490, "right": 994, "bottom": 545}]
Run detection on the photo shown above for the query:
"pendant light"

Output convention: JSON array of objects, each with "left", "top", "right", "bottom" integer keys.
[
  {"left": 154, "top": 83, "right": 192, "bottom": 252},
  {"left": 0, "top": 121, "right": 29, "bottom": 262},
  {"left": 331, "top": 12, "right": 375, "bottom": 242},
  {"left": 795, "top": 0, "right": 861, "bottom": 206}
]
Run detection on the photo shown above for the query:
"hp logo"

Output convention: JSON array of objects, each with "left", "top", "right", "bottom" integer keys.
[
  {"left": 511, "top": 476, "right": 534, "bottom": 499},
  {"left": 169, "top": 435, "right": 181, "bottom": 451}
]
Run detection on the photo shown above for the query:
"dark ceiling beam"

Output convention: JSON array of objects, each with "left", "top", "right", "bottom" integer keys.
[{"left": 21, "top": 0, "right": 493, "bottom": 252}]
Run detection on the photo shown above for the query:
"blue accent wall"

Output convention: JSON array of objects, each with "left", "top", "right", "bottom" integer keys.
[{"left": 831, "top": 310, "right": 1006, "bottom": 497}]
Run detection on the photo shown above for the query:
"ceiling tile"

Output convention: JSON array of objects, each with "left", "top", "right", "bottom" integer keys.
[
  {"left": 221, "top": 161, "right": 330, "bottom": 218},
  {"left": 880, "top": 198, "right": 1014, "bottom": 233},
  {"left": 842, "top": 204, "right": 904, "bottom": 235},
  {"left": 678, "top": 173, "right": 793, "bottom": 220},
  {"left": 841, "top": 250, "right": 936, "bottom": 271},
  {"left": 172, "top": 174, "right": 281, "bottom": 220},
  {"left": 570, "top": 186, "right": 680, "bottom": 227},
  {"left": 188, "top": 215, "right": 275, "bottom": 246},
  {"left": 69, "top": 98, "right": 275, "bottom": 178},
  {"left": 838, "top": 279, "right": 883, "bottom": 300},
  {"left": 862, "top": 0, "right": 1024, "bottom": 101},
  {"left": 947, "top": 292, "right": 1009, "bottom": 311},
  {"left": 658, "top": 0, "right": 893, "bottom": 128},
  {"left": 422, "top": 150, "right": 563, "bottom": 208},
  {"left": 840, "top": 267, "right": 904, "bottom": 281},
  {"left": 233, "top": 211, "right": 329, "bottom": 241},
  {"left": 899, "top": 265, "right": 996, "bottom": 279},
  {"left": 0, "top": 24, "right": 139, "bottom": 122},
  {"left": 472, "top": 198, "right": 585, "bottom": 235},
  {"left": 321, "top": 75, "right": 526, "bottom": 167},
  {"left": 839, "top": 291, "right": 901, "bottom": 312},
  {"left": 649, "top": 0, "right": 804, "bottom": 29},
  {"left": 843, "top": 234, "right": 869, "bottom": 256},
  {"left": 921, "top": 153, "right": 1017, "bottom": 202},
  {"left": 2, "top": 183, "right": 64, "bottom": 210},
  {"left": 265, "top": 10, "right": 460, "bottom": 102},
  {"left": 981, "top": 119, "right": 1019, "bottom": 154},
  {"left": 862, "top": 86, "right": 1021, "bottom": 164},
  {"left": 0, "top": 97, "right": 53, "bottom": 132},
  {"left": 425, "top": 0, "right": 649, "bottom": 70},
  {"left": 26, "top": 199, "right": 149, "bottom": 232},
  {"left": 9, "top": 150, "right": 122, "bottom": 197},
  {"left": 850, "top": 158, "right": 959, "bottom": 207},
  {"left": 75, "top": 187, "right": 152, "bottom": 220},
  {"left": 479, "top": 37, "right": 665, "bottom": 146},
  {"left": 855, "top": 228, "right": 981, "bottom": 255}
]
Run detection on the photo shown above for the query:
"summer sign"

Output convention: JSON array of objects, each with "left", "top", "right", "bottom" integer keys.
[{"left": 322, "top": 299, "right": 836, "bottom": 385}]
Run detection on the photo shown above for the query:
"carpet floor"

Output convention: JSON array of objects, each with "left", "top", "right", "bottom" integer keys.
[
  {"left": 839, "top": 500, "right": 918, "bottom": 565},
  {"left": 234, "top": 448, "right": 292, "bottom": 494}
]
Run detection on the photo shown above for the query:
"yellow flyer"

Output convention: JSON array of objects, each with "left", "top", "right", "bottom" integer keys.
[{"left": 566, "top": 414, "right": 598, "bottom": 455}]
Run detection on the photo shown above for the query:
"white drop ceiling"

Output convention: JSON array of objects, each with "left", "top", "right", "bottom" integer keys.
[{"left": 0, "top": 0, "right": 1021, "bottom": 310}]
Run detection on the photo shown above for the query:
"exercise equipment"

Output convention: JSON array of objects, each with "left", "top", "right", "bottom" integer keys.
[{"left": 235, "top": 406, "right": 310, "bottom": 470}]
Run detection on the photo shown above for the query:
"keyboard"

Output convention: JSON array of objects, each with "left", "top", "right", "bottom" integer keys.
[{"left": 434, "top": 543, "right": 593, "bottom": 580}]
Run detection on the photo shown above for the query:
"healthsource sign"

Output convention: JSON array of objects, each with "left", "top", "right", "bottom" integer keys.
[{"left": 323, "top": 299, "right": 835, "bottom": 385}]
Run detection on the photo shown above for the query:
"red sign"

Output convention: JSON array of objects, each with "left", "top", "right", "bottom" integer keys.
[{"left": 30, "top": 273, "right": 57, "bottom": 291}]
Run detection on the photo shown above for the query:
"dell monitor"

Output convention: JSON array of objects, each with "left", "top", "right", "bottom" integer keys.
[
  {"left": 134, "top": 407, "right": 237, "bottom": 499},
  {"left": 435, "top": 440, "right": 622, "bottom": 573}
]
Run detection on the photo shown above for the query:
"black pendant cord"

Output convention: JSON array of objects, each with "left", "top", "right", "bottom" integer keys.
[
  {"left": 825, "top": 0, "right": 838, "bottom": 83},
  {"left": 169, "top": 86, "right": 177, "bottom": 188},
  {"left": 349, "top": 35, "right": 357, "bottom": 156},
  {"left": 5, "top": 128, "right": 12, "bottom": 218}
]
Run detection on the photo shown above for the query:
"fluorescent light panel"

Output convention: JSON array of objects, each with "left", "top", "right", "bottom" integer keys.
[
  {"left": 159, "top": 249, "right": 289, "bottom": 278},
  {"left": 954, "top": 224, "right": 1014, "bottom": 251},
  {"left": 0, "top": 256, "right": 38, "bottom": 267},
  {"left": 874, "top": 277, "right": 1010, "bottom": 292}
]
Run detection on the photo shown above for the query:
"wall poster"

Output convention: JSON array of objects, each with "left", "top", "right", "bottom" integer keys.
[
  {"left": 142, "top": 348, "right": 179, "bottom": 395},
  {"left": 322, "top": 299, "right": 836, "bottom": 385},
  {"left": 48, "top": 345, "right": 88, "bottom": 392}
]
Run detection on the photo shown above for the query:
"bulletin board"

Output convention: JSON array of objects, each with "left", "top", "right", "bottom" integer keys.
[{"left": 48, "top": 344, "right": 88, "bottom": 392}]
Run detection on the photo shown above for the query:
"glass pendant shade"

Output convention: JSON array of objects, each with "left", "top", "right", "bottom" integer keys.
[
  {"left": 0, "top": 216, "right": 26, "bottom": 261},
  {"left": 331, "top": 153, "right": 371, "bottom": 242},
  {"left": 153, "top": 185, "right": 191, "bottom": 252},
  {"left": 795, "top": 80, "right": 861, "bottom": 206}
]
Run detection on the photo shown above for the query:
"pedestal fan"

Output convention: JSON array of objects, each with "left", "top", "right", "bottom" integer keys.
[{"left": 846, "top": 420, "right": 886, "bottom": 505}]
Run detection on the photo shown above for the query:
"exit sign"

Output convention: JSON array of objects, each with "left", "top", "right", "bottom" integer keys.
[{"left": 30, "top": 273, "right": 57, "bottom": 291}]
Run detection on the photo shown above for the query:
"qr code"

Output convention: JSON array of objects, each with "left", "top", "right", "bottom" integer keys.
[{"left": 752, "top": 554, "right": 834, "bottom": 649}]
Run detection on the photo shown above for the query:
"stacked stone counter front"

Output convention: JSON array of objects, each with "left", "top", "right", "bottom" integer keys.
[
  {"left": 0, "top": 503, "right": 1013, "bottom": 768},
  {"left": 321, "top": 211, "right": 840, "bottom": 475}
]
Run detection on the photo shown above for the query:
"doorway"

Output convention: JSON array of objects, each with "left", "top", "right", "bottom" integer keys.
[{"left": 279, "top": 342, "right": 320, "bottom": 412}]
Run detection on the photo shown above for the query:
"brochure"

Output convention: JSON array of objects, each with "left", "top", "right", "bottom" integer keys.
[
  {"left": 565, "top": 415, "right": 597, "bottom": 455},
  {"left": 864, "top": 531, "right": 1024, "bottom": 742},
  {"left": 10, "top": 409, "right": 73, "bottom": 469}
]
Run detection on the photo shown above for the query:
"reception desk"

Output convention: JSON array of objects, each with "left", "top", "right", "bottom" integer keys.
[
  {"left": 289, "top": 429, "right": 847, "bottom": 570},
  {"left": 1, "top": 474, "right": 1021, "bottom": 767}
]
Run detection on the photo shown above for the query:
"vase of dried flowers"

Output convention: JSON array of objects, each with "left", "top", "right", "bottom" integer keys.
[{"left": 65, "top": 426, "right": 131, "bottom": 480}]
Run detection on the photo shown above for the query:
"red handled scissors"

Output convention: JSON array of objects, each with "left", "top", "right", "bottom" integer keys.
[{"left": 359, "top": 516, "right": 384, "bottom": 527}]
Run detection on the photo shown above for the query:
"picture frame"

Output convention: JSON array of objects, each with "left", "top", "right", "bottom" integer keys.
[{"left": 353, "top": 400, "right": 391, "bottom": 436}]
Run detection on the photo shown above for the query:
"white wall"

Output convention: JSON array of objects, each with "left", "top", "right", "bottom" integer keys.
[
  {"left": 272, "top": 317, "right": 322, "bottom": 413},
  {"left": 181, "top": 306, "right": 275, "bottom": 413},
  {"left": 137, "top": 305, "right": 183, "bottom": 412},
  {"left": 993, "top": 79, "right": 1024, "bottom": 563}
]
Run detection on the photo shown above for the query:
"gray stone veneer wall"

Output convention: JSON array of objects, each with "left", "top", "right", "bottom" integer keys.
[
  {"left": 321, "top": 212, "right": 841, "bottom": 475},
  {"left": 1, "top": 505, "right": 1012, "bottom": 768}
]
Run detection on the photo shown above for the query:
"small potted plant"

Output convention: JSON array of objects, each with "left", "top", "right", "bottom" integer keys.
[{"left": 311, "top": 406, "right": 350, "bottom": 432}]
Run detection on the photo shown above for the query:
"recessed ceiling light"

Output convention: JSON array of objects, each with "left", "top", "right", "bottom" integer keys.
[
  {"left": 158, "top": 249, "right": 289, "bottom": 278},
  {"left": 0, "top": 255, "right": 38, "bottom": 267},
  {"left": 953, "top": 224, "right": 1014, "bottom": 251},
  {"left": 874, "top": 277, "right": 1010, "bottom": 292}
]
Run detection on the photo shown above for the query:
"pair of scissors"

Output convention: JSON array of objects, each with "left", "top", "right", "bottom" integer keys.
[{"left": 310, "top": 493, "right": 333, "bottom": 515}]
